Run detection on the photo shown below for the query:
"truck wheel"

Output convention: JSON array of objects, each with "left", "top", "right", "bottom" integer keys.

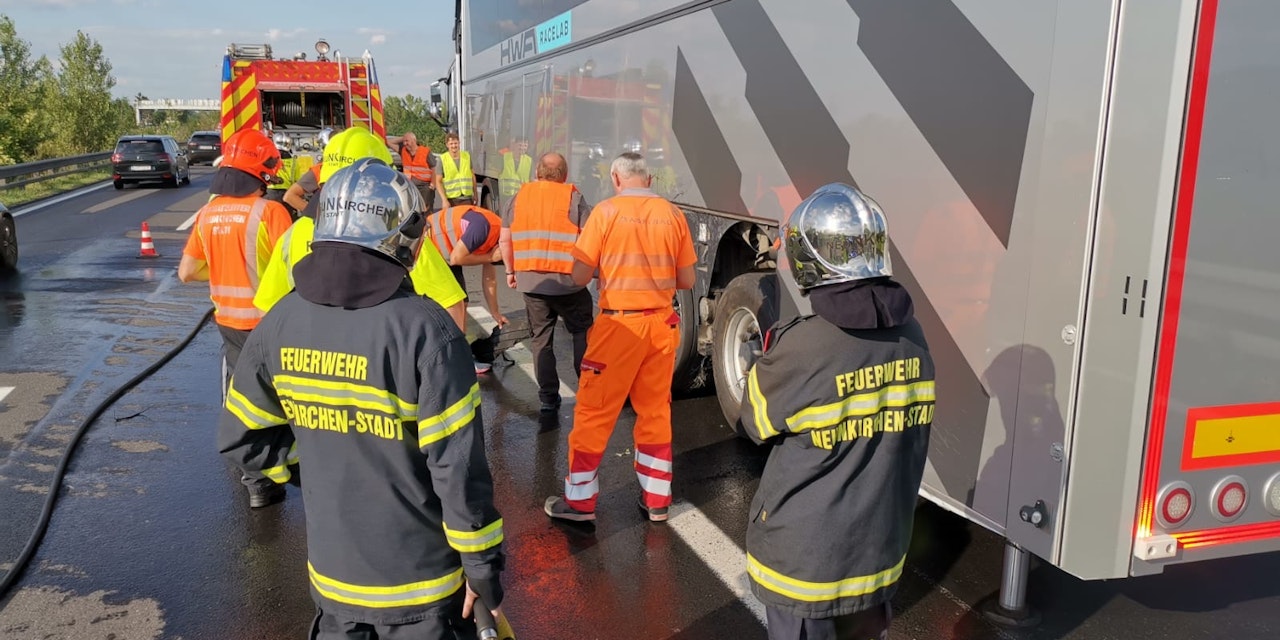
[
  {"left": 0, "top": 215, "right": 17, "bottom": 273},
  {"left": 712, "top": 272, "right": 778, "bottom": 427},
  {"left": 671, "top": 288, "right": 707, "bottom": 393}
]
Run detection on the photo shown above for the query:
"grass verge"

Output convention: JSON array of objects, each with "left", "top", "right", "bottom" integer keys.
[{"left": 0, "top": 170, "right": 111, "bottom": 209}]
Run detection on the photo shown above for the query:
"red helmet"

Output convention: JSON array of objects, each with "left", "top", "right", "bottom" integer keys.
[{"left": 221, "top": 129, "right": 282, "bottom": 184}]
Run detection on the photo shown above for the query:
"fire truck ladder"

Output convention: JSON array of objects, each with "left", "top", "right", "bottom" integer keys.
[{"left": 343, "top": 52, "right": 375, "bottom": 133}]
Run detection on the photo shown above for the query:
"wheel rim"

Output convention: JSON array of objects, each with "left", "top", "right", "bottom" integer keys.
[{"left": 720, "top": 305, "right": 762, "bottom": 405}]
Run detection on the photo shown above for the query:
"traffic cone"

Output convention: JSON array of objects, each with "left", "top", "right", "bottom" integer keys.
[{"left": 137, "top": 222, "right": 160, "bottom": 258}]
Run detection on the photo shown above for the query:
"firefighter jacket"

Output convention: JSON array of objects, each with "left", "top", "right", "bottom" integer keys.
[
  {"left": 510, "top": 180, "right": 581, "bottom": 274},
  {"left": 217, "top": 284, "right": 505, "bottom": 624},
  {"left": 739, "top": 313, "right": 935, "bottom": 618}
]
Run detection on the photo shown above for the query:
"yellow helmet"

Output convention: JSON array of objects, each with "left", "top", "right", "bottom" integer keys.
[{"left": 319, "top": 127, "right": 394, "bottom": 183}]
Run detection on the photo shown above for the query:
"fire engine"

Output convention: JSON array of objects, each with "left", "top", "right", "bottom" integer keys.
[{"left": 220, "top": 40, "right": 386, "bottom": 154}]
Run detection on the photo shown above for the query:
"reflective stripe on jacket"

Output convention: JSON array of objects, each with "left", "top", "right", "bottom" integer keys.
[
  {"left": 190, "top": 195, "right": 291, "bottom": 330},
  {"left": 217, "top": 289, "right": 504, "bottom": 624},
  {"left": 429, "top": 205, "right": 500, "bottom": 260},
  {"left": 739, "top": 314, "right": 934, "bottom": 618},
  {"left": 572, "top": 193, "right": 694, "bottom": 311},
  {"left": 510, "top": 181, "right": 580, "bottom": 274},
  {"left": 401, "top": 146, "right": 434, "bottom": 182},
  {"left": 440, "top": 151, "right": 474, "bottom": 198}
]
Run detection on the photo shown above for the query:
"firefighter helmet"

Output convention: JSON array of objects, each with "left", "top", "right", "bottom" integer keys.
[
  {"left": 313, "top": 158, "right": 427, "bottom": 268},
  {"left": 783, "top": 183, "right": 892, "bottom": 290},
  {"left": 318, "top": 127, "right": 335, "bottom": 147},
  {"left": 319, "top": 127, "right": 395, "bottom": 183},
  {"left": 220, "top": 129, "right": 282, "bottom": 185}
]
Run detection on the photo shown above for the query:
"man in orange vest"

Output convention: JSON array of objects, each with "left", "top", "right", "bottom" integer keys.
[
  {"left": 428, "top": 203, "right": 509, "bottom": 374},
  {"left": 498, "top": 152, "right": 594, "bottom": 414},
  {"left": 389, "top": 131, "right": 445, "bottom": 211},
  {"left": 177, "top": 128, "right": 295, "bottom": 509},
  {"left": 544, "top": 152, "right": 696, "bottom": 524}
]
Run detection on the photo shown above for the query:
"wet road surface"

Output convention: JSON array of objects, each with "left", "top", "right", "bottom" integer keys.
[{"left": 2, "top": 177, "right": 1280, "bottom": 639}]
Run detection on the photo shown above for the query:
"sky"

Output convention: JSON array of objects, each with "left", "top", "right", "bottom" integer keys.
[{"left": 0, "top": 0, "right": 455, "bottom": 100}]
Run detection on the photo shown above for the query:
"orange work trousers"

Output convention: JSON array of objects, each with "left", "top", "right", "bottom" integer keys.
[{"left": 565, "top": 308, "right": 679, "bottom": 512}]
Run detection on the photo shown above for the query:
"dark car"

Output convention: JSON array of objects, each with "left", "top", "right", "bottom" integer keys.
[
  {"left": 111, "top": 135, "right": 190, "bottom": 189},
  {"left": 0, "top": 201, "right": 16, "bottom": 273},
  {"left": 186, "top": 131, "right": 222, "bottom": 165}
]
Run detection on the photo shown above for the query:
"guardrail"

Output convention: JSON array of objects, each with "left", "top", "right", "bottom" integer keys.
[{"left": 0, "top": 152, "right": 112, "bottom": 193}]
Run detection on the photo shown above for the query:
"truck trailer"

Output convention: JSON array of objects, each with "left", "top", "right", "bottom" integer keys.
[
  {"left": 220, "top": 40, "right": 386, "bottom": 153},
  {"left": 433, "top": 0, "right": 1280, "bottom": 622}
]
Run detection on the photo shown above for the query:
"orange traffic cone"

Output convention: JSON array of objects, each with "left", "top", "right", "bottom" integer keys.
[{"left": 137, "top": 222, "right": 160, "bottom": 259}]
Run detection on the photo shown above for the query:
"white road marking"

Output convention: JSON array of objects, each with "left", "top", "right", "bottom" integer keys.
[
  {"left": 11, "top": 182, "right": 113, "bottom": 218},
  {"left": 466, "top": 306, "right": 762, "bottom": 624},
  {"left": 82, "top": 188, "right": 155, "bottom": 214},
  {"left": 0, "top": 387, "right": 13, "bottom": 404},
  {"left": 177, "top": 211, "right": 199, "bottom": 231}
]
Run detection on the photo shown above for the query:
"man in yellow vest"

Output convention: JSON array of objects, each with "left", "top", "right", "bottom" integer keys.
[
  {"left": 388, "top": 131, "right": 445, "bottom": 211},
  {"left": 254, "top": 127, "right": 467, "bottom": 332},
  {"left": 498, "top": 152, "right": 593, "bottom": 414},
  {"left": 264, "top": 133, "right": 314, "bottom": 219},
  {"left": 440, "top": 131, "right": 478, "bottom": 207},
  {"left": 498, "top": 137, "right": 532, "bottom": 202}
]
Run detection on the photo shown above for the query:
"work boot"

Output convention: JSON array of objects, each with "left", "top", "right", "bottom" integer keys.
[
  {"left": 639, "top": 499, "right": 669, "bottom": 523},
  {"left": 545, "top": 496, "right": 595, "bottom": 522},
  {"left": 248, "top": 482, "right": 286, "bottom": 509},
  {"left": 539, "top": 397, "right": 561, "bottom": 414}
]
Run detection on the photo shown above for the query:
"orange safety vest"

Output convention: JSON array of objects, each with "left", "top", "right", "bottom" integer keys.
[
  {"left": 400, "top": 145, "right": 434, "bottom": 182},
  {"left": 510, "top": 181, "right": 580, "bottom": 274},
  {"left": 587, "top": 195, "right": 690, "bottom": 311},
  {"left": 191, "top": 195, "right": 292, "bottom": 330},
  {"left": 429, "top": 205, "right": 502, "bottom": 260}
]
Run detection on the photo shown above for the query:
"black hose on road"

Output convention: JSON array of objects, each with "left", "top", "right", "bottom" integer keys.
[{"left": 0, "top": 307, "right": 216, "bottom": 600}]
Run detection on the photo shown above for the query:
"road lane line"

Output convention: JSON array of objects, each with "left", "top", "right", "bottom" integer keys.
[
  {"left": 11, "top": 182, "right": 113, "bottom": 217},
  {"left": 177, "top": 211, "right": 199, "bottom": 231},
  {"left": 82, "top": 188, "right": 156, "bottom": 214},
  {"left": 466, "top": 306, "right": 762, "bottom": 624},
  {"left": 0, "top": 387, "right": 13, "bottom": 404}
]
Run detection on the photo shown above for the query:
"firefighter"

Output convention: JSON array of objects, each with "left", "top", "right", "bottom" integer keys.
[
  {"left": 388, "top": 131, "right": 445, "bottom": 211},
  {"left": 739, "top": 183, "right": 935, "bottom": 640},
  {"left": 254, "top": 128, "right": 468, "bottom": 333},
  {"left": 177, "top": 128, "right": 294, "bottom": 509},
  {"left": 498, "top": 152, "right": 594, "bottom": 414},
  {"left": 440, "top": 131, "right": 478, "bottom": 207},
  {"left": 497, "top": 137, "right": 532, "bottom": 202},
  {"left": 265, "top": 132, "right": 313, "bottom": 219},
  {"left": 217, "top": 159, "right": 506, "bottom": 638},
  {"left": 283, "top": 127, "right": 333, "bottom": 214},
  {"left": 427, "top": 202, "right": 508, "bottom": 374},
  {"left": 544, "top": 152, "right": 696, "bottom": 523}
]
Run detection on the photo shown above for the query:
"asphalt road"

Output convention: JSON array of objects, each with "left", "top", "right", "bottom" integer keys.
[{"left": 2, "top": 175, "right": 1279, "bottom": 639}]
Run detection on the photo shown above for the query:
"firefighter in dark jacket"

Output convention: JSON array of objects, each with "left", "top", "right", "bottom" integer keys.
[
  {"left": 217, "top": 158, "right": 507, "bottom": 639},
  {"left": 739, "top": 183, "right": 935, "bottom": 640}
]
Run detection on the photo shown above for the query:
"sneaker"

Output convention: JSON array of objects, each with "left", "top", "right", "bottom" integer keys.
[
  {"left": 639, "top": 499, "right": 669, "bottom": 523},
  {"left": 474, "top": 360, "right": 492, "bottom": 375},
  {"left": 539, "top": 398, "right": 561, "bottom": 414},
  {"left": 248, "top": 483, "right": 286, "bottom": 509},
  {"left": 545, "top": 496, "right": 595, "bottom": 522}
]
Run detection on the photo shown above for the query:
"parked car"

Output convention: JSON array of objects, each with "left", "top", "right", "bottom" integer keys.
[
  {"left": 111, "top": 135, "right": 190, "bottom": 189},
  {"left": 0, "top": 201, "right": 16, "bottom": 273},
  {"left": 186, "top": 131, "right": 222, "bottom": 165}
]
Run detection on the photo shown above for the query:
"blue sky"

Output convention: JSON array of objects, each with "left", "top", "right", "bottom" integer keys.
[{"left": 0, "top": 0, "right": 454, "bottom": 99}]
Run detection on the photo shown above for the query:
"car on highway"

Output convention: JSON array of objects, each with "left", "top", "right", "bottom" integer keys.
[
  {"left": 186, "top": 131, "right": 222, "bottom": 165},
  {"left": 0, "top": 201, "right": 16, "bottom": 273},
  {"left": 111, "top": 135, "right": 191, "bottom": 189}
]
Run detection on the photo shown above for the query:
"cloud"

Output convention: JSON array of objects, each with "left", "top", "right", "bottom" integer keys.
[
  {"left": 371, "top": 34, "right": 387, "bottom": 45},
  {"left": 265, "top": 27, "right": 306, "bottom": 42}
]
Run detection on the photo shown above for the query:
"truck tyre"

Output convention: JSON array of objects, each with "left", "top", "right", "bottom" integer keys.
[
  {"left": 712, "top": 272, "right": 777, "bottom": 427},
  {"left": 671, "top": 288, "right": 706, "bottom": 393}
]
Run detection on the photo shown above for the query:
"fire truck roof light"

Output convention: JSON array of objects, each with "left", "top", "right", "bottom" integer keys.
[{"left": 316, "top": 39, "right": 330, "bottom": 56}]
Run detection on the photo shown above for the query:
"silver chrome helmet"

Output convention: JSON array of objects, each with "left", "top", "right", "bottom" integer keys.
[
  {"left": 313, "top": 158, "right": 427, "bottom": 268},
  {"left": 272, "top": 132, "right": 291, "bottom": 151},
  {"left": 318, "top": 127, "right": 335, "bottom": 147},
  {"left": 784, "top": 183, "right": 891, "bottom": 290}
]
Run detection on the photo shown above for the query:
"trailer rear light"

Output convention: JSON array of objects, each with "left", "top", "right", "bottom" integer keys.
[
  {"left": 1263, "top": 473, "right": 1280, "bottom": 517},
  {"left": 1157, "top": 482, "right": 1194, "bottom": 528},
  {"left": 1211, "top": 476, "right": 1247, "bottom": 522}
]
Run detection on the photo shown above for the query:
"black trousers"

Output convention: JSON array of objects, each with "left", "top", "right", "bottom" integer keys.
[
  {"left": 309, "top": 594, "right": 476, "bottom": 639},
  {"left": 765, "top": 602, "right": 891, "bottom": 640},
  {"left": 450, "top": 265, "right": 468, "bottom": 301},
  {"left": 217, "top": 324, "right": 274, "bottom": 490},
  {"left": 447, "top": 196, "right": 475, "bottom": 207},
  {"left": 411, "top": 179, "right": 436, "bottom": 212},
  {"left": 523, "top": 289, "right": 594, "bottom": 405}
]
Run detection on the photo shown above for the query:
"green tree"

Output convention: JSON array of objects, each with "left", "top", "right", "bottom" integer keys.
[
  {"left": 48, "top": 31, "right": 118, "bottom": 155},
  {"left": 384, "top": 94, "right": 444, "bottom": 151},
  {"left": 0, "top": 15, "right": 53, "bottom": 164}
]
